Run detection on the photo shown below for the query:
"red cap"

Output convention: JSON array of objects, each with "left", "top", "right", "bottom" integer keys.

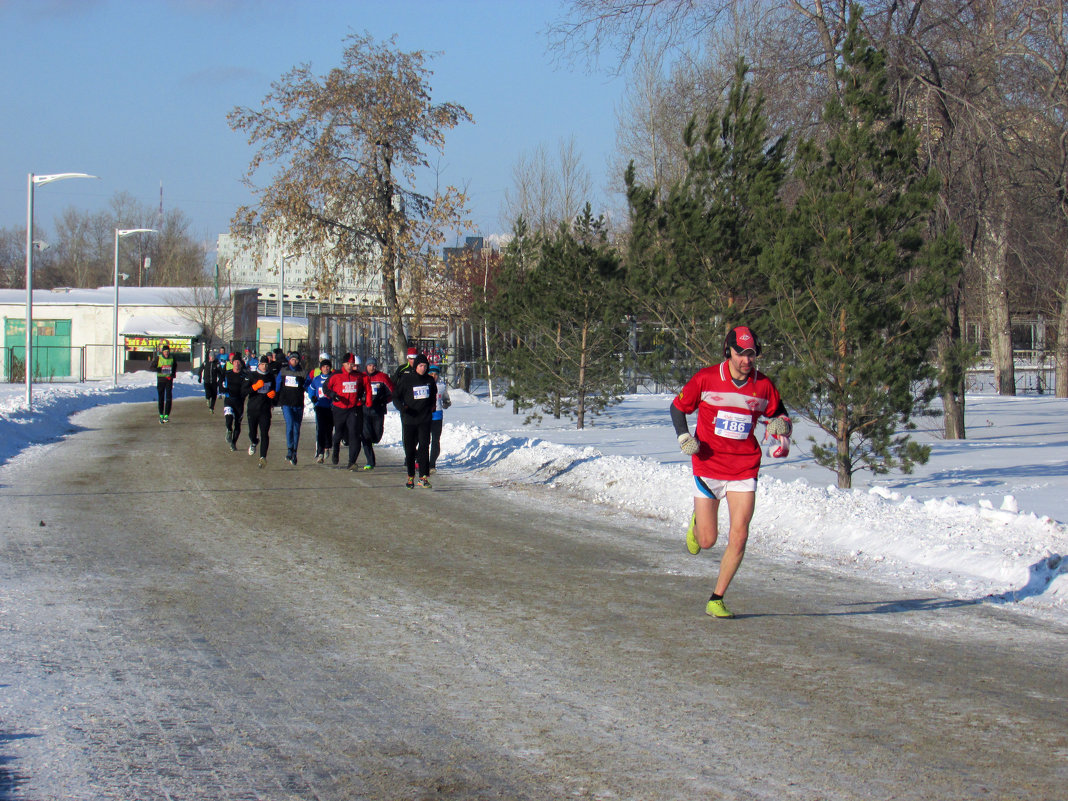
[
  {"left": 343, "top": 352, "right": 355, "bottom": 364},
  {"left": 406, "top": 347, "right": 417, "bottom": 358},
  {"left": 726, "top": 326, "right": 758, "bottom": 355}
]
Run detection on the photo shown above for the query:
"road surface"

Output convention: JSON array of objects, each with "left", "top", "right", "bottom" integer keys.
[{"left": 0, "top": 398, "right": 1065, "bottom": 800}]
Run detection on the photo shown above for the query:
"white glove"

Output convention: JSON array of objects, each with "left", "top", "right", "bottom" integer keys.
[
  {"left": 766, "top": 416, "right": 791, "bottom": 458},
  {"left": 678, "top": 432, "right": 700, "bottom": 456},
  {"left": 767, "top": 435, "right": 790, "bottom": 458}
]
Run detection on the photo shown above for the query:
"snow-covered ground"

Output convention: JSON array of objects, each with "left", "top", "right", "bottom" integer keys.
[{"left": 2, "top": 372, "right": 1066, "bottom": 622}]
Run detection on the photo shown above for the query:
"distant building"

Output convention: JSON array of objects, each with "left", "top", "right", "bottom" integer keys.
[
  {"left": 216, "top": 232, "right": 386, "bottom": 318},
  {"left": 443, "top": 236, "right": 489, "bottom": 270},
  {"left": 0, "top": 286, "right": 252, "bottom": 381}
]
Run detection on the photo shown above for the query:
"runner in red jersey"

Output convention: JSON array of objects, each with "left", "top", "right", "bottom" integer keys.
[
  {"left": 670, "top": 326, "right": 792, "bottom": 618},
  {"left": 323, "top": 355, "right": 372, "bottom": 468}
]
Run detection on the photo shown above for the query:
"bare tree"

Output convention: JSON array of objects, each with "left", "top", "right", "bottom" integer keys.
[
  {"left": 611, "top": 46, "right": 719, "bottom": 198},
  {"left": 995, "top": 1, "right": 1068, "bottom": 396},
  {"left": 501, "top": 137, "right": 593, "bottom": 233},
  {"left": 50, "top": 208, "right": 112, "bottom": 288},
  {"left": 22, "top": 192, "right": 206, "bottom": 290},
  {"left": 229, "top": 32, "right": 473, "bottom": 362},
  {"left": 5, "top": 226, "right": 66, "bottom": 290},
  {"left": 169, "top": 284, "right": 234, "bottom": 349}
]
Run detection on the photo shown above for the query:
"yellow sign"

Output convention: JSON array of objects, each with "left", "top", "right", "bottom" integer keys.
[{"left": 124, "top": 336, "right": 191, "bottom": 352}]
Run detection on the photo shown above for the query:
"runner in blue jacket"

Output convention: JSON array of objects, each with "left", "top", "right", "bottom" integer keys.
[{"left": 305, "top": 359, "right": 335, "bottom": 464}]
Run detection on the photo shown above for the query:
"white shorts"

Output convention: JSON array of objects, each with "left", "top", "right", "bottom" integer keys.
[{"left": 694, "top": 476, "right": 757, "bottom": 500}]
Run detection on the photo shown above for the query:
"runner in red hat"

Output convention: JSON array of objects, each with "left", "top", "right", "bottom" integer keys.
[{"left": 669, "top": 325, "right": 792, "bottom": 619}]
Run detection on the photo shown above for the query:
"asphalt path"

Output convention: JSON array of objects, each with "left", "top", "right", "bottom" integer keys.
[{"left": 0, "top": 397, "right": 1065, "bottom": 800}]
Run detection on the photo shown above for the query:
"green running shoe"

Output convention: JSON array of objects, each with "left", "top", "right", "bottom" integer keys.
[
  {"left": 705, "top": 598, "right": 735, "bottom": 619},
  {"left": 686, "top": 513, "right": 700, "bottom": 555}
]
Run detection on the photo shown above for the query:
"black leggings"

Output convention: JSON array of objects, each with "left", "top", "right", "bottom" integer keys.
[
  {"left": 156, "top": 381, "right": 173, "bottom": 416},
  {"left": 314, "top": 406, "right": 333, "bottom": 455},
  {"left": 429, "top": 418, "right": 443, "bottom": 469},
  {"left": 402, "top": 420, "right": 432, "bottom": 478},
  {"left": 331, "top": 406, "right": 362, "bottom": 466},
  {"left": 361, "top": 409, "right": 385, "bottom": 467},
  {"left": 247, "top": 405, "right": 272, "bottom": 458},
  {"left": 225, "top": 410, "right": 243, "bottom": 445}
]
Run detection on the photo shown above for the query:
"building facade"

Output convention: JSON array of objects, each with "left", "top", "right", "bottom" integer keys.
[
  {"left": 216, "top": 232, "right": 387, "bottom": 319},
  {"left": 0, "top": 287, "right": 240, "bottom": 381}
]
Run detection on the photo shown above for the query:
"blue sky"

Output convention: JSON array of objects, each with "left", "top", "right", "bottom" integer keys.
[{"left": 0, "top": 0, "right": 628, "bottom": 256}]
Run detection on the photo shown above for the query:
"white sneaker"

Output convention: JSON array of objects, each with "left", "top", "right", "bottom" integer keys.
[{"left": 248, "top": 444, "right": 256, "bottom": 456}]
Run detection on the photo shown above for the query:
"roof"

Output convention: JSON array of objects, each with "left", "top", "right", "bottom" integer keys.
[
  {"left": 120, "top": 314, "right": 203, "bottom": 337},
  {"left": 0, "top": 286, "right": 233, "bottom": 307}
]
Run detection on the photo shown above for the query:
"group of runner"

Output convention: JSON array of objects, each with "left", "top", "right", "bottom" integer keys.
[
  {"left": 186, "top": 344, "right": 450, "bottom": 488},
  {"left": 152, "top": 324, "right": 790, "bottom": 619}
]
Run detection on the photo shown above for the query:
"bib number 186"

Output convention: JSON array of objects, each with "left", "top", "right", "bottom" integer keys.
[{"left": 714, "top": 410, "right": 752, "bottom": 440}]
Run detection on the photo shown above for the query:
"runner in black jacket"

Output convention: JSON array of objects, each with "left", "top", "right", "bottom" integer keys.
[
  {"left": 245, "top": 358, "right": 276, "bottom": 468},
  {"left": 198, "top": 350, "right": 224, "bottom": 413},
  {"left": 221, "top": 356, "right": 248, "bottom": 452},
  {"left": 393, "top": 353, "right": 437, "bottom": 488}
]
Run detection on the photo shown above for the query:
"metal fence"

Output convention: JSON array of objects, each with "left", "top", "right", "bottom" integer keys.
[
  {"left": 2, "top": 344, "right": 197, "bottom": 383},
  {"left": 2, "top": 344, "right": 94, "bottom": 383},
  {"left": 4, "top": 341, "right": 1061, "bottom": 397}
]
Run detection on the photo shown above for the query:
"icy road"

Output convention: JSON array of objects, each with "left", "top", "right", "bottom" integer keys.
[{"left": 0, "top": 399, "right": 1064, "bottom": 800}]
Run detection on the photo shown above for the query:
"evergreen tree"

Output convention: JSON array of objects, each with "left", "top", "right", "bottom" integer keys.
[
  {"left": 625, "top": 60, "right": 787, "bottom": 382},
  {"left": 487, "top": 207, "right": 628, "bottom": 429},
  {"left": 761, "top": 8, "right": 963, "bottom": 488}
]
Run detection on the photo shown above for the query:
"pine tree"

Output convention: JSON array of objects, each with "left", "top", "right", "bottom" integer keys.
[
  {"left": 625, "top": 60, "right": 787, "bottom": 382},
  {"left": 487, "top": 207, "right": 627, "bottom": 429},
  {"left": 762, "top": 8, "right": 963, "bottom": 488}
]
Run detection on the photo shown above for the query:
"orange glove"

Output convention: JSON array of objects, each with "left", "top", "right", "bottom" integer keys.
[
  {"left": 267, "top": 390, "right": 276, "bottom": 399},
  {"left": 252, "top": 379, "right": 264, "bottom": 391}
]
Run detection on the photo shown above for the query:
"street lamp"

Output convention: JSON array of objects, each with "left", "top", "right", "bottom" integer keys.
[
  {"left": 25, "top": 172, "right": 97, "bottom": 408},
  {"left": 113, "top": 228, "right": 157, "bottom": 387},
  {"left": 280, "top": 252, "right": 298, "bottom": 350}
]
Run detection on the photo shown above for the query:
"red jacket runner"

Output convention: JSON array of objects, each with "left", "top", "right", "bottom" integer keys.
[{"left": 325, "top": 369, "right": 372, "bottom": 409}]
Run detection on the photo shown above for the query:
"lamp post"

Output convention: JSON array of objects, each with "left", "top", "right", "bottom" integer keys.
[
  {"left": 280, "top": 252, "right": 298, "bottom": 351},
  {"left": 25, "top": 172, "right": 97, "bottom": 408},
  {"left": 113, "top": 228, "right": 157, "bottom": 386}
]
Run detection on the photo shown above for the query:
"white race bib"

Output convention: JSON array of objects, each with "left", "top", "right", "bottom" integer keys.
[
  {"left": 342, "top": 380, "right": 360, "bottom": 394},
  {"left": 413, "top": 385, "right": 430, "bottom": 400},
  {"left": 223, "top": 406, "right": 233, "bottom": 416},
  {"left": 714, "top": 410, "right": 752, "bottom": 440},
  {"left": 284, "top": 375, "right": 298, "bottom": 387}
]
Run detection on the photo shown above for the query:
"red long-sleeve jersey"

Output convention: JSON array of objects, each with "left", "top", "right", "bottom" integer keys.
[
  {"left": 325, "top": 369, "right": 372, "bottom": 409},
  {"left": 673, "top": 361, "right": 786, "bottom": 480}
]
